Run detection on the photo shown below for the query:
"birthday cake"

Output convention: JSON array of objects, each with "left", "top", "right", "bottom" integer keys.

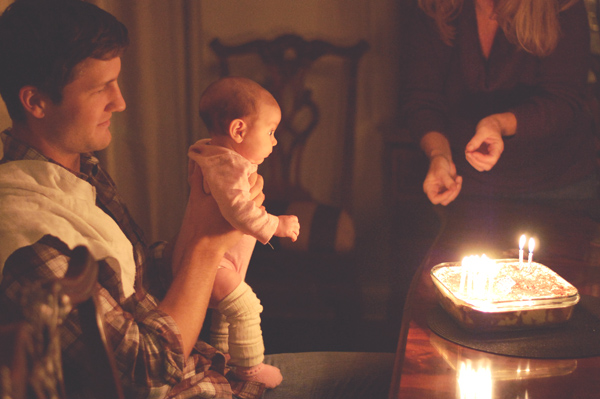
[{"left": 430, "top": 259, "right": 579, "bottom": 331}]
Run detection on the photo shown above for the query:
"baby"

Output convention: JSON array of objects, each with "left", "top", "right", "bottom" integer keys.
[{"left": 188, "top": 77, "right": 300, "bottom": 388}]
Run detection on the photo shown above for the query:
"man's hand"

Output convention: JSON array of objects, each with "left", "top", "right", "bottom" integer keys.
[
  {"left": 181, "top": 162, "right": 241, "bottom": 252},
  {"left": 248, "top": 172, "right": 265, "bottom": 209},
  {"left": 275, "top": 215, "right": 300, "bottom": 242},
  {"left": 465, "top": 115, "right": 509, "bottom": 172},
  {"left": 179, "top": 169, "right": 265, "bottom": 251},
  {"left": 423, "top": 155, "right": 463, "bottom": 206}
]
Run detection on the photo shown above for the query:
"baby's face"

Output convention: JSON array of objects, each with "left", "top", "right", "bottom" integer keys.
[{"left": 237, "top": 101, "right": 281, "bottom": 165}]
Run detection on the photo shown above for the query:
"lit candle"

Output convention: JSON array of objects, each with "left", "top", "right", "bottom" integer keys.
[
  {"left": 480, "top": 254, "right": 496, "bottom": 300},
  {"left": 519, "top": 234, "right": 526, "bottom": 267},
  {"left": 460, "top": 255, "right": 495, "bottom": 300},
  {"left": 480, "top": 255, "right": 488, "bottom": 300},
  {"left": 527, "top": 238, "right": 535, "bottom": 268},
  {"left": 460, "top": 256, "right": 468, "bottom": 294},
  {"left": 459, "top": 255, "right": 499, "bottom": 300},
  {"left": 466, "top": 256, "right": 475, "bottom": 298},
  {"left": 467, "top": 255, "right": 477, "bottom": 298},
  {"left": 474, "top": 256, "right": 485, "bottom": 299}
]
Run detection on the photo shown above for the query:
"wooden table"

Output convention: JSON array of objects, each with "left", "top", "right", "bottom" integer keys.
[{"left": 389, "top": 198, "right": 600, "bottom": 399}]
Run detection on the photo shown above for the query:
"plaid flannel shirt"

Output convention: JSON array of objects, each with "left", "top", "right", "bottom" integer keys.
[{"left": 0, "top": 130, "right": 264, "bottom": 399}]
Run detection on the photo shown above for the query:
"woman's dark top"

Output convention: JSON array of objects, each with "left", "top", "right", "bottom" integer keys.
[{"left": 401, "top": 0, "right": 597, "bottom": 196}]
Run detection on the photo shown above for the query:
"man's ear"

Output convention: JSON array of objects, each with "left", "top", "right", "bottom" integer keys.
[
  {"left": 229, "top": 118, "right": 247, "bottom": 143},
  {"left": 19, "top": 86, "right": 48, "bottom": 119}
]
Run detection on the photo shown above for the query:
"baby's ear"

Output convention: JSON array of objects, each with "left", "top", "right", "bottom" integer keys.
[{"left": 229, "top": 119, "right": 246, "bottom": 143}]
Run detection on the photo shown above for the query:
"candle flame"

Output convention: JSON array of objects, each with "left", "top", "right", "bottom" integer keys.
[
  {"left": 519, "top": 234, "right": 526, "bottom": 250},
  {"left": 528, "top": 237, "right": 535, "bottom": 253},
  {"left": 459, "top": 254, "right": 496, "bottom": 301}
]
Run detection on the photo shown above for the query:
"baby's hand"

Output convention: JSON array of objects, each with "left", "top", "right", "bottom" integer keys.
[{"left": 276, "top": 215, "right": 300, "bottom": 242}]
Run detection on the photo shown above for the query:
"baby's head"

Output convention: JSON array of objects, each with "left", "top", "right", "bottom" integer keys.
[{"left": 199, "top": 77, "right": 281, "bottom": 164}]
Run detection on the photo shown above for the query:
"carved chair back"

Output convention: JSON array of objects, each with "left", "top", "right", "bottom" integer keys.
[{"left": 0, "top": 246, "right": 124, "bottom": 399}]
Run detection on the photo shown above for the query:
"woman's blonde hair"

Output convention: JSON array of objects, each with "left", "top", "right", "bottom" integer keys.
[{"left": 418, "top": 0, "right": 580, "bottom": 56}]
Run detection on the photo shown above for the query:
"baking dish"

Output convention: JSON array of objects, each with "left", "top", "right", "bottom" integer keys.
[{"left": 430, "top": 259, "right": 579, "bottom": 331}]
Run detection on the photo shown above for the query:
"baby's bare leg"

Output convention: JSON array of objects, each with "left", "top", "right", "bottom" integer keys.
[
  {"left": 210, "top": 267, "right": 243, "bottom": 307},
  {"left": 209, "top": 268, "right": 242, "bottom": 353}
]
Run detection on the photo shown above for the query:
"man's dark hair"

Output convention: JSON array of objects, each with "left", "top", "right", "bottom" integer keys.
[{"left": 0, "top": 0, "right": 129, "bottom": 121}]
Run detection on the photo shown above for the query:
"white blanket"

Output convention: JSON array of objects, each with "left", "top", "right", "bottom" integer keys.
[{"left": 0, "top": 160, "right": 136, "bottom": 297}]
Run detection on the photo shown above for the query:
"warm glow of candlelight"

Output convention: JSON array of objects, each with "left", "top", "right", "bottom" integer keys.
[
  {"left": 457, "top": 359, "right": 493, "bottom": 399},
  {"left": 459, "top": 254, "right": 496, "bottom": 301},
  {"left": 519, "top": 235, "right": 526, "bottom": 250},
  {"left": 528, "top": 238, "right": 535, "bottom": 268},
  {"left": 528, "top": 238, "right": 535, "bottom": 253}
]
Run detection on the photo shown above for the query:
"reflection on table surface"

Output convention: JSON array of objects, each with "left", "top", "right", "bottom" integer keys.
[
  {"left": 431, "top": 333, "right": 578, "bottom": 381},
  {"left": 389, "top": 198, "right": 600, "bottom": 399}
]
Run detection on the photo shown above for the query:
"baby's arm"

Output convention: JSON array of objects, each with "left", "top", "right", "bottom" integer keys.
[{"left": 275, "top": 215, "right": 300, "bottom": 242}]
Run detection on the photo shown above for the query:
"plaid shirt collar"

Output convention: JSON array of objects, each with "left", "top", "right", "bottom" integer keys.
[{"left": 1, "top": 128, "right": 100, "bottom": 180}]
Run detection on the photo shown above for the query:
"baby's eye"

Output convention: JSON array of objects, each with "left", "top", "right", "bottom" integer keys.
[{"left": 268, "top": 130, "right": 274, "bottom": 136}]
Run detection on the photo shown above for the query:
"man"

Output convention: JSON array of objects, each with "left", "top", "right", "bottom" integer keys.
[
  {"left": 0, "top": 1, "right": 393, "bottom": 398},
  {"left": 0, "top": 0, "right": 262, "bottom": 397}
]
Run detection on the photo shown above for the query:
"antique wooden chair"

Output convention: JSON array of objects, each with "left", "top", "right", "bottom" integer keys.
[
  {"left": 0, "top": 246, "right": 124, "bottom": 399},
  {"left": 0, "top": 322, "right": 29, "bottom": 399},
  {"left": 209, "top": 34, "right": 369, "bottom": 352},
  {"left": 61, "top": 246, "right": 124, "bottom": 399},
  {"left": 586, "top": 0, "right": 600, "bottom": 164},
  {"left": 210, "top": 34, "right": 368, "bottom": 205}
]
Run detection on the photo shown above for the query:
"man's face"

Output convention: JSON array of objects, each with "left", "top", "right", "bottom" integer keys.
[{"left": 41, "top": 57, "right": 126, "bottom": 158}]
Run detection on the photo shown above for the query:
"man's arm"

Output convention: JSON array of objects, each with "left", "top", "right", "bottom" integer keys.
[
  {"left": 0, "top": 235, "right": 189, "bottom": 395},
  {"left": 160, "top": 163, "right": 264, "bottom": 358}
]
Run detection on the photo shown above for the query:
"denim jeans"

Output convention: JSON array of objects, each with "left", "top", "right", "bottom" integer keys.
[{"left": 235, "top": 351, "right": 395, "bottom": 399}]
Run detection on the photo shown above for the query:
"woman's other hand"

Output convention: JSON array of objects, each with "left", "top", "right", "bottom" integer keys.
[
  {"left": 465, "top": 113, "right": 516, "bottom": 172},
  {"left": 423, "top": 155, "right": 463, "bottom": 205}
]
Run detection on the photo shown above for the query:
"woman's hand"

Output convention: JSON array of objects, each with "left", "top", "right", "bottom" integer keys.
[
  {"left": 465, "top": 113, "right": 515, "bottom": 172},
  {"left": 419, "top": 131, "right": 462, "bottom": 205},
  {"left": 423, "top": 155, "right": 463, "bottom": 206}
]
